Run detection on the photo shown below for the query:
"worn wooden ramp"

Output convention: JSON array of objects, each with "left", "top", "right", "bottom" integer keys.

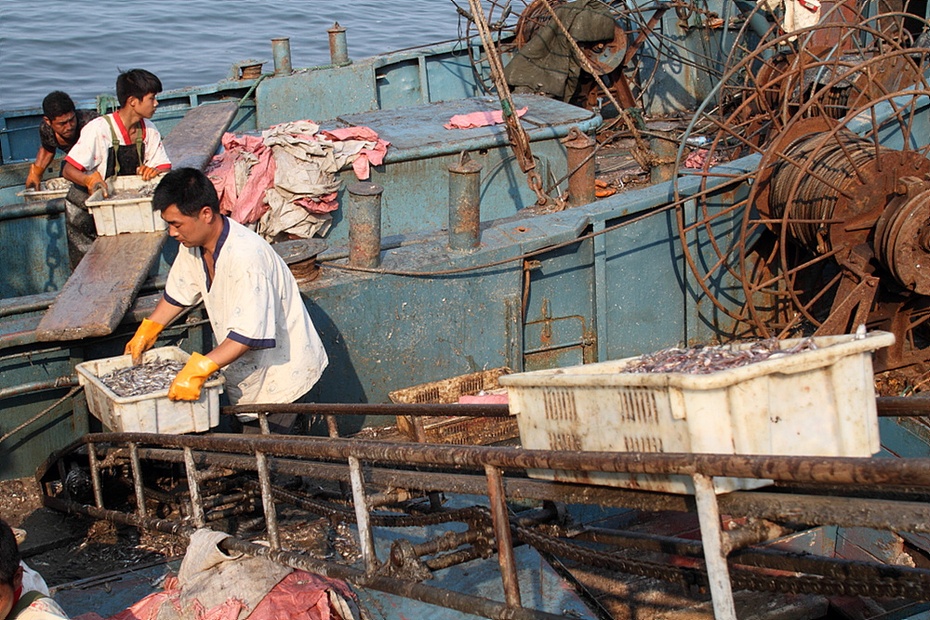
[
  {"left": 35, "top": 233, "right": 166, "bottom": 341},
  {"left": 162, "top": 101, "right": 239, "bottom": 170},
  {"left": 34, "top": 101, "right": 239, "bottom": 341}
]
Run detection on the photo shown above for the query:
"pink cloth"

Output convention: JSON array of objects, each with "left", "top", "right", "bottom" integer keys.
[
  {"left": 444, "top": 107, "right": 528, "bottom": 130},
  {"left": 321, "top": 126, "right": 390, "bottom": 180},
  {"left": 684, "top": 148, "right": 718, "bottom": 169},
  {"left": 458, "top": 393, "right": 509, "bottom": 405},
  {"left": 248, "top": 570, "right": 355, "bottom": 620},
  {"left": 77, "top": 571, "right": 355, "bottom": 620},
  {"left": 206, "top": 133, "right": 275, "bottom": 224},
  {"left": 295, "top": 192, "right": 339, "bottom": 215}
]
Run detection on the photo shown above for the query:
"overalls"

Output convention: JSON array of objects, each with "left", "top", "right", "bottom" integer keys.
[{"left": 64, "top": 116, "right": 145, "bottom": 269}]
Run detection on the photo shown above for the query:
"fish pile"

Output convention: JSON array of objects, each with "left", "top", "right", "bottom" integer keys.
[
  {"left": 112, "top": 185, "right": 156, "bottom": 200},
  {"left": 41, "top": 177, "right": 71, "bottom": 191},
  {"left": 99, "top": 359, "right": 187, "bottom": 397},
  {"left": 623, "top": 338, "right": 818, "bottom": 374}
]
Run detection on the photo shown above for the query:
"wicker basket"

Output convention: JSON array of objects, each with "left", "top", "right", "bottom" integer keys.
[{"left": 388, "top": 367, "right": 518, "bottom": 445}]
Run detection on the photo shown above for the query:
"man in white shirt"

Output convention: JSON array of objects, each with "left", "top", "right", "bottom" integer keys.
[{"left": 125, "top": 168, "right": 328, "bottom": 433}]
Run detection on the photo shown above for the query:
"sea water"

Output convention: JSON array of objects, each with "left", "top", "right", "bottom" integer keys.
[{"left": 0, "top": 0, "right": 507, "bottom": 110}]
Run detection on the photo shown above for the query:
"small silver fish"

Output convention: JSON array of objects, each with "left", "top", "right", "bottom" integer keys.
[{"left": 99, "top": 359, "right": 187, "bottom": 397}]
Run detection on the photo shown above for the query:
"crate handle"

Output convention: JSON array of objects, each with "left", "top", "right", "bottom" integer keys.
[{"left": 669, "top": 387, "right": 687, "bottom": 420}]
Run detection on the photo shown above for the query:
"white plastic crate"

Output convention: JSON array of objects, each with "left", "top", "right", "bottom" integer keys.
[
  {"left": 499, "top": 331, "right": 895, "bottom": 494},
  {"left": 85, "top": 175, "right": 164, "bottom": 236},
  {"left": 76, "top": 346, "right": 224, "bottom": 434},
  {"left": 17, "top": 178, "right": 71, "bottom": 202}
]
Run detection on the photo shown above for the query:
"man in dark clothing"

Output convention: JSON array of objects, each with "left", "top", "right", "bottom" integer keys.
[{"left": 24, "top": 91, "right": 98, "bottom": 191}]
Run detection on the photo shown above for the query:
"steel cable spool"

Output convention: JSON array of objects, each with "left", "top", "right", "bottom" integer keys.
[{"left": 767, "top": 128, "right": 876, "bottom": 253}]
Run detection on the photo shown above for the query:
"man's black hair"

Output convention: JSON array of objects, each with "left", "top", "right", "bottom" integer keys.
[
  {"left": 0, "top": 519, "right": 20, "bottom": 587},
  {"left": 116, "top": 68, "right": 163, "bottom": 107},
  {"left": 42, "top": 91, "right": 76, "bottom": 120},
  {"left": 153, "top": 167, "right": 220, "bottom": 216}
]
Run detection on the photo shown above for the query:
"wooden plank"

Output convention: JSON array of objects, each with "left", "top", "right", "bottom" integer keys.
[
  {"left": 35, "top": 232, "right": 166, "bottom": 341},
  {"left": 162, "top": 100, "right": 239, "bottom": 170}
]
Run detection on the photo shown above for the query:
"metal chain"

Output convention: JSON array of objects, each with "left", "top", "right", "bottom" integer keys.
[
  {"left": 270, "top": 484, "right": 491, "bottom": 528},
  {"left": 514, "top": 524, "right": 930, "bottom": 600}
]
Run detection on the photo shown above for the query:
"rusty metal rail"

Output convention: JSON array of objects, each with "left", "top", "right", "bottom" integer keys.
[{"left": 36, "top": 418, "right": 930, "bottom": 619}]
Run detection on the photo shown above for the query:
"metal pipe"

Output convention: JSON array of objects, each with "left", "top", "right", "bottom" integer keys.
[
  {"left": 88, "top": 445, "right": 104, "bottom": 509},
  {"left": 223, "top": 401, "right": 512, "bottom": 418},
  {"left": 255, "top": 451, "right": 280, "bottom": 549},
  {"left": 486, "top": 464, "right": 521, "bottom": 608},
  {"left": 80, "top": 432, "right": 930, "bottom": 488},
  {"left": 0, "top": 377, "right": 78, "bottom": 400},
  {"left": 349, "top": 456, "right": 379, "bottom": 573},
  {"left": 183, "top": 446, "right": 206, "bottom": 528},
  {"left": 448, "top": 151, "right": 482, "bottom": 251},
  {"left": 649, "top": 131, "right": 679, "bottom": 184},
  {"left": 129, "top": 443, "right": 147, "bottom": 519},
  {"left": 410, "top": 528, "right": 484, "bottom": 557},
  {"left": 693, "top": 473, "right": 737, "bottom": 620},
  {"left": 877, "top": 396, "right": 930, "bottom": 416},
  {"left": 271, "top": 38, "right": 292, "bottom": 76},
  {"left": 347, "top": 182, "right": 383, "bottom": 268},
  {"left": 57, "top": 447, "right": 930, "bottom": 533},
  {"left": 328, "top": 23, "right": 350, "bottom": 66},
  {"left": 0, "top": 200, "right": 64, "bottom": 222},
  {"left": 561, "top": 127, "right": 596, "bottom": 207}
]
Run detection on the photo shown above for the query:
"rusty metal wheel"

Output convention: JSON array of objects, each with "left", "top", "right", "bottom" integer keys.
[{"left": 674, "top": 31, "right": 930, "bottom": 371}]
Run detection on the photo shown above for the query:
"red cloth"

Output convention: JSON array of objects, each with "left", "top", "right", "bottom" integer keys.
[
  {"left": 444, "top": 107, "right": 528, "bottom": 129},
  {"left": 248, "top": 570, "right": 354, "bottom": 620},
  {"left": 320, "top": 126, "right": 390, "bottom": 180},
  {"left": 206, "top": 133, "right": 274, "bottom": 224},
  {"left": 458, "top": 393, "right": 509, "bottom": 404},
  {"left": 295, "top": 192, "right": 340, "bottom": 215},
  {"left": 77, "top": 571, "right": 355, "bottom": 620}
]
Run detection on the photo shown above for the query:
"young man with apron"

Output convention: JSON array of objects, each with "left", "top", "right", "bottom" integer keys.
[{"left": 62, "top": 68, "right": 171, "bottom": 268}]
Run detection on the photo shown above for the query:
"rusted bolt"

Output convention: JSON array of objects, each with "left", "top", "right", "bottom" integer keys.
[
  {"left": 919, "top": 224, "right": 930, "bottom": 252},
  {"left": 896, "top": 176, "right": 924, "bottom": 197}
]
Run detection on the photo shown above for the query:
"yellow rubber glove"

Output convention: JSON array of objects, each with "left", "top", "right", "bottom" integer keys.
[
  {"left": 85, "top": 170, "right": 107, "bottom": 196},
  {"left": 168, "top": 353, "right": 220, "bottom": 401},
  {"left": 124, "top": 318, "right": 165, "bottom": 365},
  {"left": 137, "top": 165, "right": 160, "bottom": 181},
  {"left": 25, "top": 164, "right": 45, "bottom": 191}
]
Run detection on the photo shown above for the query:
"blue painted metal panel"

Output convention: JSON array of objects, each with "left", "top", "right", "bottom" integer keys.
[
  {"left": 256, "top": 62, "right": 379, "bottom": 128},
  {"left": 880, "top": 417, "right": 930, "bottom": 458},
  {"left": 375, "top": 58, "right": 426, "bottom": 110},
  {"left": 0, "top": 111, "right": 43, "bottom": 163},
  {"left": 524, "top": 241, "right": 596, "bottom": 371},
  {"left": 0, "top": 347, "right": 88, "bottom": 480},
  {"left": 0, "top": 205, "right": 69, "bottom": 297},
  {"left": 307, "top": 249, "right": 524, "bottom": 418},
  {"left": 423, "top": 45, "right": 487, "bottom": 102}
]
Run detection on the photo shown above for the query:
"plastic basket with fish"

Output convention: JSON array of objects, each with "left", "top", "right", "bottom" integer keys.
[
  {"left": 85, "top": 175, "right": 164, "bottom": 235},
  {"left": 17, "top": 178, "right": 71, "bottom": 202},
  {"left": 499, "top": 331, "right": 895, "bottom": 494},
  {"left": 76, "top": 346, "right": 224, "bottom": 434},
  {"left": 388, "top": 367, "right": 518, "bottom": 445}
]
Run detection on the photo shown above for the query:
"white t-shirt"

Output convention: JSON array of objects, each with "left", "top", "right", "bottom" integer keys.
[
  {"left": 13, "top": 594, "right": 69, "bottom": 620},
  {"left": 63, "top": 112, "right": 170, "bottom": 176},
  {"left": 164, "top": 216, "right": 328, "bottom": 405}
]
